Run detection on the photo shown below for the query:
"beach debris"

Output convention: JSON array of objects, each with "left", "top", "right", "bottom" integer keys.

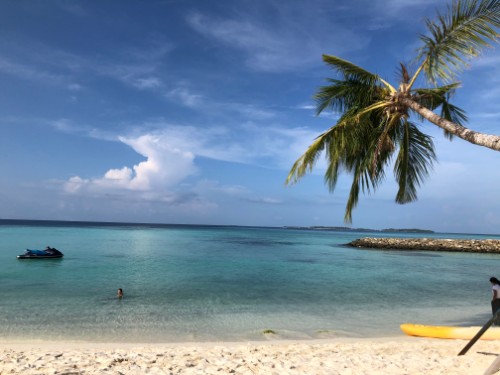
[{"left": 262, "top": 329, "right": 276, "bottom": 335}]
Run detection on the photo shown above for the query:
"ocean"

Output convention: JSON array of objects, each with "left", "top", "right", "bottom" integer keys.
[{"left": 1, "top": 220, "right": 500, "bottom": 343}]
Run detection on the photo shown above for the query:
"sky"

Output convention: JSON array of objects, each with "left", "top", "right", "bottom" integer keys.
[{"left": 0, "top": 0, "right": 499, "bottom": 234}]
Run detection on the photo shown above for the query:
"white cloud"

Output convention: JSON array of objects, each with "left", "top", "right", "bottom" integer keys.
[
  {"left": 122, "top": 134, "right": 196, "bottom": 190},
  {"left": 298, "top": 104, "right": 315, "bottom": 110},
  {"left": 65, "top": 176, "right": 87, "bottom": 193},
  {"left": 62, "top": 119, "right": 321, "bottom": 203},
  {"left": 64, "top": 133, "right": 197, "bottom": 195}
]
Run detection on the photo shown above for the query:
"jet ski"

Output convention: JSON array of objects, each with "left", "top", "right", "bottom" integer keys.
[{"left": 17, "top": 247, "right": 64, "bottom": 259}]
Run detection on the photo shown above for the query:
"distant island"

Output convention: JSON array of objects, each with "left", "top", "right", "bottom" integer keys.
[{"left": 283, "top": 226, "right": 434, "bottom": 233}]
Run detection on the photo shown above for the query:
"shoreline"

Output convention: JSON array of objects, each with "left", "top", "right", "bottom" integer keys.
[
  {"left": 2, "top": 336, "right": 500, "bottom": 374},
  {"left": 0, "top": 334, "right": 407, "bottom": 348}
]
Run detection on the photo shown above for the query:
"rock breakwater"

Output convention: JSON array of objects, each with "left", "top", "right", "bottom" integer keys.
[{"left": 347, "top": 238, "right": 500, "bottom": 253}]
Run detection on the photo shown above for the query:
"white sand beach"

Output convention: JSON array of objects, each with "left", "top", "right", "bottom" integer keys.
[{"left": 1, "top": 337, "right": 500, "bottom": 374}]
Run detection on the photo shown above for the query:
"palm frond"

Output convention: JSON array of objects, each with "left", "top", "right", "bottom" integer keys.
[
  {"left": 314, "top": 78, "right": 387, "bottom": 115},
  {"left": 355, "top": 100, "right": 393, "bottom": 119},
  {"left": 372, "top": 115, "right": 399, "bottom": 174},
  {"left": 441, "top": 97, "right": 468, "bottom": 139},
  {"left": 417, "top": 0, "right": 500, "bottom": 83},
  {"left": 286, "top": 127, "right": 335, "bottom": 185},
  {"left": 322, "top": 54, "right": 380, "bottom": 83},
  {"left": 315, "top": 78, "right": 391, "bottom": 117},
  {"left": 413, "top": 84, "right": 467, "bottom": 138},
  {"left": 343, "top": 156, "right": 377, "bottom": 223},
  {"left": 344, "top": 173, "right": 361, "bottom": 224},
  {"left": 343, "top": 143, "right": 389, "bottom": 223},
  {"left": 414, "top": 82, "right": 461, "bottom": 102},
  {"left": 286, "top": 112, "right": 356, "bottom": 186},
  {"left": 287, "top": 104, "right": 395, "bottom": 223},
  {"left": 338, "top": 119, "right": 392, "bottom": 222},
  {"left": 394, "top": 121, "right": 436, "bottom": 203},
  {"left": 400, "top": 63, "right": 411, "bottom": 84},
  {"left": 414, "top": 83, "right": 461, "bottom": 112},
  {"left": 322, "top": 54, "right": 397, "bottom": 93}
]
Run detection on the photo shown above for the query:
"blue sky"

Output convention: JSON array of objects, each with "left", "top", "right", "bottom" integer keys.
[{"left": 0, "top": 0, "right": 499, "bottom": 234}]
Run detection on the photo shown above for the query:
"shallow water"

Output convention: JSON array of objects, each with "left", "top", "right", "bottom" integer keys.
[{"left": 1, "top": 220, "right": 500, "bottom": 342}]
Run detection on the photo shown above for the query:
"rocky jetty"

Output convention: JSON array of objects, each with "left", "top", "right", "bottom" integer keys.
[{"left": 347, "top": 237, "right": 500, "bottom": 253}]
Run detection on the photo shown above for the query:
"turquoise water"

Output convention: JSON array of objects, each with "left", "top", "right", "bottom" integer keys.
[{"left": 1, "top": 220, "right": 500, "bottom": 343}]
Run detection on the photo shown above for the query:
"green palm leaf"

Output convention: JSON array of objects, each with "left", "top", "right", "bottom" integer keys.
[
  {"left": 394, "top": 122, "right": 436, "bottom": 203},
  {"left": 440, "top": 98, "right": 468, "bottom": 139},
  {"left": 322, "top": 54, "right": 381, "bottom": 84},
  {"left": 414, "top": 82, "right": 462, "bottom": 107},
  {"left": 314, "top": 79, "right": 389, "bottom": 115},
  {"left": 417, "top": 0, "right": 500, "bottom": 83},
  {"left": 414, "top": 83, "right": 468, "bottom": 135}
]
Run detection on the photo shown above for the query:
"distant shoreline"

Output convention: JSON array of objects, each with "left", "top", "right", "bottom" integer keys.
[
  {"left": 3, "top": 219, "right": 500, "bottom": 237},
  {"left": 0, "top": 219, "right": 433, "bottom": 233},
  {"left": 283, "top": 226, "right": 434, "bottom": 233}
]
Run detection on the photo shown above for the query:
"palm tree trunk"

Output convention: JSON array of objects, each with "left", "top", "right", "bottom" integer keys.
[{"left": 401, "top": 98, "right": 500, "bottom": 151}]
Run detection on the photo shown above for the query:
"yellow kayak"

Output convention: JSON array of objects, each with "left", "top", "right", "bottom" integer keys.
[{"left": 400, "top": 323, "right": 500, "bottom": 340}]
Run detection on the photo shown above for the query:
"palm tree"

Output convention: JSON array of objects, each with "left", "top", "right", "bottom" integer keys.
[{"left": 286, "top": 0, "right": 500, "bottom": 223}]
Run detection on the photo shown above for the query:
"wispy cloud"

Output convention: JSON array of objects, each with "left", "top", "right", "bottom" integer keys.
[
  {"left": 57, "top": 1, "right": 88, "bottom": 16},
  {"left": 245, "top": 197, "right": 283, "bottom": 204},
  {"left": 47, "top": 118, "right": 120, "bottom": 141},
  {"left": 473, "top": 52, "right": 500, "bottom": 70},
  {"left": 134, "top": 77, "right": 162, "bottom": 90},
  {"left": 163, "top": 83, "right": 276, "bottom": 120},
  {"left": 0, "top": 56, "right": 67, "bottom": 85},
  {"left": 187, "top": 7, "right": 369, "bottom": 72},
  {"left": 231, "top": 104, "right": 276, "bottom": 120},
  {"left": 165, "top": 87, "right": 204, "bottom": 107},
  {"left": 194, "top": 180, "right": 251, "bottom": 196},
  {"left": 67, "top": 83, "right": 83, "bottom": 91},
  {"left": 0, "top": 38, "right": 170, "bottom": 92},
  {"left": 187, "top": 12, "right": 296, "bottom": 72},
  {"left": 50, "top": 119, "right": 81, "bottom": 133},
  {"left": 97, "top": 62, "right": 164, "bottom": 90},
  {"left": 375, "top": 0, "right": 439, "bottom": 16}
]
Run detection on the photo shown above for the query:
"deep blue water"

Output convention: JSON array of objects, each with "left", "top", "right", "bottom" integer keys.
[{"left": 1, "top": 220, "right": 500, "bottom": 343}]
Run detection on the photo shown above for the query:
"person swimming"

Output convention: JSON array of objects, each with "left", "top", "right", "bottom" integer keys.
[{"left": 117, "top": 288, "right": 123, "bottom": 298}]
